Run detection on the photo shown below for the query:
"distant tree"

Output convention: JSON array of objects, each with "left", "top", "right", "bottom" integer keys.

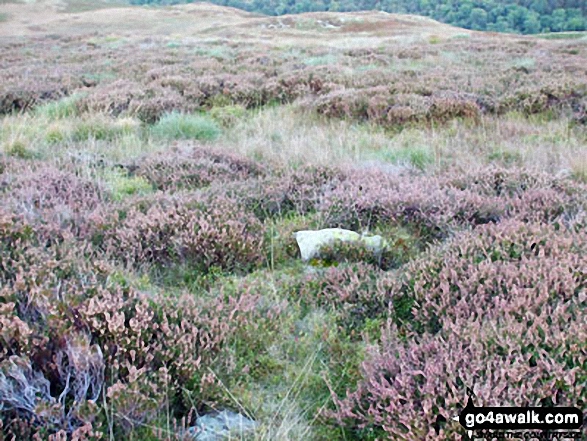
[
  {"left": 523, "top": 11, "right": 542, "bottom": 33},
  {"left": 133, "top": 0, "right": 587, "bottom": 34},
  {"left": 550, "top": 8, "right": 567, "bottom": 30},
  {"left": 470, "top": 7, "right": 489, "bottom": 30}
]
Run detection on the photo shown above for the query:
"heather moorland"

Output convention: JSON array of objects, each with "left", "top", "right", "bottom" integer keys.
[{"left": 0, "top": 1, "right": 586, "bottom": 440}]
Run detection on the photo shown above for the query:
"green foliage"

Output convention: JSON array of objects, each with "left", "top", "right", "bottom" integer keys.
[
  {"left": 209, "top": 105, "right": 247, "bottom": 127},
  {"left": 71, "top": 116, "right": 139, "bottom": 141},
  {"left": 150, "top": 112, "right": 221, "bottom": 141},
  {"left": 34, "top": 94, "right": 83, "bottom": 119},
  {"left": 131, "top": 0, "right": 587, "bottom": 34},
  {"left": 379, "top": 145, "right": 435, "bottom": 170},
  {"left": 4, "top": 140, "right": 33, "bottom": 159},
  {"left": 101, "top": 168, "right": 154, "bottom": 201}
]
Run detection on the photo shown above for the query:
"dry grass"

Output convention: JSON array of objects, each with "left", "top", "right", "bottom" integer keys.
[
  {"left": 221, "top": 106, "right": 389, "bottom": 166},
  {"left": 0, "top": 113, "right": 157, "bottom": 162},
  {"left": 220, "top": 106, "right": 587, "bottom": 174}
]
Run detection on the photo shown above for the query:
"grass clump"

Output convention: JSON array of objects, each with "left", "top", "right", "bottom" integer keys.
[
  {"left": 100, "top": 168, "right": 153, "bottom": 201},
  {"left": 151, "top": 112, "right": 221, "bottom": 141},
  {"left": 378, "top": 145, "right": 434, "bottom": 170},
  {"left": 3, "top": 139, "right": 34, "bottom": 159},
  {"left": 72, "top": 116, "right": 140, "bottom": 142},
  {"left": 570, "top": 156, "right": 587, "bottom": 183},
  {"left": 34, "top": 94, "right": 83, "bottom": 119}
]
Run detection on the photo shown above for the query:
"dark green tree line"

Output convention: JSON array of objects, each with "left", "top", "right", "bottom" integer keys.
[{"left": 130, "top": 0, "right": 587, "bottom": 34}]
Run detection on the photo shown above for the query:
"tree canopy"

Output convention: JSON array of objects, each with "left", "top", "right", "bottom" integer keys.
[{"left": 131, "top": 0, "right": 587, "bottom": 34}]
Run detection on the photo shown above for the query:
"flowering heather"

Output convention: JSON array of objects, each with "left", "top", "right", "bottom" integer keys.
[
  {"left": 333, "top": 221, "right": 587, "bottom": 439},
  {"left": 2, "top": 166, "right": 106, "bottom": 240},
  {"left": 0, "top": 7, "right": 586, "bottom": 439},
  {"left": 318, "top": 167, "right": 587, "bottom": 242},
  {"left": 135, "top": 144, "right": 266, "bottom": 191},
  {"left": 0, "top": 208, "right": 285, "bottom": 437},
  {"left": 93, "top": 191, "right": 266, "bottom": 273},
  {"left": 229, "top": 165, "right": 348, "bottom": 220},
  {"left": 318, "top": 169, "right": 503, "bottom": 241},
  {"left": 293, "top": 263, "right": 388, "bottom": 333},
  {"left": 1, "top": 30, "right": 586, "bottom": 126}
]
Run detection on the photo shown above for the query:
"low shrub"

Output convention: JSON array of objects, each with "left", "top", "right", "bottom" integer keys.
[
  {"left": 136, "top": 145, "right": 265, "bottom": 191},
  {"left": 233, "top": 166, "right": 348, "bottom": 221},
  {"left": 319, "top": 169, "right": 503, "bottom": 243},
  {"left": 332, "top": 221, "right": 587, "bottom": 439},
  {"left": 3, "top": 166, "right": 106, "bottom": 240},
  {"left": 294, "top": 263, "right": 388, "bottom": 336},
  {"left": 94, "top": 192, "right": 266, "bottom": 274},
  {"left": 0, "top": 212, "right": 285, "bottom": 438}
]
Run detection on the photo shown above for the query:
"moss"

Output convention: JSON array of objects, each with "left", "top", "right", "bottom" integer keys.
[{"left": 100, "top": 168, "right": 153, "bottom": 201}]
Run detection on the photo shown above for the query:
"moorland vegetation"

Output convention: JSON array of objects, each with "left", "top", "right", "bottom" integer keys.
[{"left": 0, "top": 2, "right": 586, "bottom": 440}]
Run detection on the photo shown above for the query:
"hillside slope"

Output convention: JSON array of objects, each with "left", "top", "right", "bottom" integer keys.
[
  {"left": 0, "top": 0, "right": 468, "bottom": 40},
  {"left": 0, "top": 2, "right": 586, "bottom": 440}
]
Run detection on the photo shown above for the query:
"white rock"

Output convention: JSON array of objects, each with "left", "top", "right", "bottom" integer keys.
[
  {"left": 187, "top": 410, "right": 258, "bottom": 441},
  {"left": 293, "top": 228, "right": 387, "bottom": 261}
]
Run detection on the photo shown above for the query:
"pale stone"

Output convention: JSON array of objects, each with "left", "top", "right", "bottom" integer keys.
[
  {"left": 187, "top": 410, "right": 258, "bottom": 441},
  {"left": 293, "top": 228, "right": 387, "bottom": 261}
]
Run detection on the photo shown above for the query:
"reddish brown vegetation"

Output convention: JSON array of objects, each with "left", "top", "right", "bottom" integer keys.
[
  {"left": 1, "top": 143, "right": 586, "bottom": 438},
  {"left": 135, "top": 144, "right": 266, "bottom": 191},
  {"left": 1, "top": 35, "right": 585, "bottom": 125},
  {"left": 0, "top": 206, "right": 283, "bottom": 438},
  {"left": 333, "top": 221, "right": 587, "bottom": 439}
]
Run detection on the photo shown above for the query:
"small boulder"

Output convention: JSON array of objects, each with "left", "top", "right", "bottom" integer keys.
[
  {"left": 293, "top": 228, "right": 387, "bottom": 262},
  {"left": 186, "top": 410, "right": 258, "bottom": 441}
]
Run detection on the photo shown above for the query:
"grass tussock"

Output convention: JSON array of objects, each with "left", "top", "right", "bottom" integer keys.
[{"left": 150, "top": 112, "right": 221, "bottom": 141}]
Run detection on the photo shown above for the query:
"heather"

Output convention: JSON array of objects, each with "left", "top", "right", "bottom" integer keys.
[
  {"left": 333, "top": 221, "right": 587, "bottom": 439},
  {"left": 0, "top": 3, "right": 586, "bottom": 440}
]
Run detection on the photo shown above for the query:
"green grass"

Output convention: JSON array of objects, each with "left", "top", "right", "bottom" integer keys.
[
  {"left": 536, "top": 31, "right": 587, "bottom": 40},
  {"left": 72, "top": 116, "right": 140, "bottom": 141},
  {"left": 303, "top": 54, "right": 339, "bottom": 66},
  {"left": 151, "top": 112, "right": 221, "bottom": 141},
  {"left": 209, "top": 105, "right": 248, "bottom": 127},
  {"left": 510, "top": 57, "right": 536, "bottom": 71},
  {"left": 4, "top": 139, "right": 34, "bottom": 159},
  {"left": 378, "top": 145, "right": 435, "bottom": 171},
  {"left": 34, "top": 94, "right": 83, "bottom": 119},
  {"left": 100, "top": 168, "right": 154, "bottom": 201}
]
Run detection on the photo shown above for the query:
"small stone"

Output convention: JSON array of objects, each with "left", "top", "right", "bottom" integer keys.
[
  {"left": 293, "top": 228, "right": 387, "bottom": 262},
  {"left": 187, "top": 410, "right": 258, "bottom": 441}
]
